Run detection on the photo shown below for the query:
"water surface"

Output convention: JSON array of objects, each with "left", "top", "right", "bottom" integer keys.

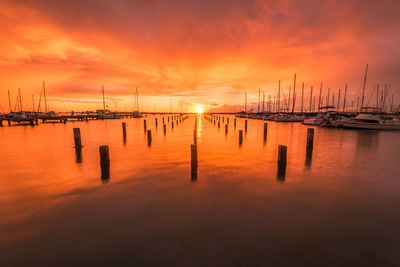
[{"left": 1, "top": 115, "right": 400, "bottom": 266}]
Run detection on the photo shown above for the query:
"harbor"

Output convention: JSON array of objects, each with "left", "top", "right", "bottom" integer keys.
[{"left": 1, "top": 114, "right": 400, "bottom": 265}]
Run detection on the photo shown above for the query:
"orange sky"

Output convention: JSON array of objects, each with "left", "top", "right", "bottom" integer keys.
[{"left": 1, "top": 0, "right": 400, "bottom": 112}]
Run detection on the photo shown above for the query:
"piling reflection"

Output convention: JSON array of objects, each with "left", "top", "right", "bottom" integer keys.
[
  {"left": 75, "top": 148, "right": 82, "bottom": 164},
  {"left": 101, "top": 166, "right": 110, "bottom": 184}
]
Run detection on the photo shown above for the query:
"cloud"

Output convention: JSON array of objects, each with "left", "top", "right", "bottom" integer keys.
[{"left": 1, "top": 0, "right": 400, "bottom": 111}]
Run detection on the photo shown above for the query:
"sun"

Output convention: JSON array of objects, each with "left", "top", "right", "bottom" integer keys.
[{"left": 195, "top": 106, "right": 204, "bottom": 114}]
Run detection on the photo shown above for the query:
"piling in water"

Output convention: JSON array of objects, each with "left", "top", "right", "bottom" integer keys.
[
  {"left": 218, "top": 121, "right": 220, "bottom": 128},
  {"left": 155, "top": 118, "right": 158, "bottom": 127},
  {"left": 99, "top": 145, "right": 110, "bottom": 168},
  {"left": 245, "top": 120, "right": 248, "bottom": 131},
  {"left": 191, "top": 144, "right": 198, "bottom": 181},
  {"left": 147, "top": 130, "right": 152, "bottom": 146},
  {"left": 122, "top": 122, "right": 127, "bottom": 139},
  {"left": 194, "top": 129, "right": 197, "bottom": 144},
  {"left": 306, "top": 128, "right": 314, "bottom": 155},
  {"left": 172, "top": 122, "right": 174, "bottom": 129},
  {"left": 99, "top": 145, "right": 110, "bottom": 183},
  {"left": 277, "top": 145, "right": 287, "bottom": 180},
  {"left": 163, "top": 124, "right": 166, "bottom": 134},
  {"left": 234, "top": 118, "right": 236, "bottom": 127},
  {"left": 263, "top": 123, "right": 268, "bottom": 143},
  {"left": 162, "top": 117, "right": 164, "bottom": 123},
  {"left": 144, "top": 120, "right": 147, "bottom": 132},
  {"left": 239, "top": 130, "right": 243, "bottom": 145},
  {"left": 227, "top": 118, "right": 229, "bottom": 124},
  {"left": 73, "top": 128, "right": 82, "bottom": 148},
  {"left": 225, "top": 124, "right": 228, "bottom": 135}
]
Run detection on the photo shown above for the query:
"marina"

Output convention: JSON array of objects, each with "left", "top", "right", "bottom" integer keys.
[{"left": 1, "top": 114, "right": 400, "bottom": 265}]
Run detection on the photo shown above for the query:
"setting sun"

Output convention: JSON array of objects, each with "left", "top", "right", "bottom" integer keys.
[{"left": 195, "top": 106, "right": 204, "bottom": 114}]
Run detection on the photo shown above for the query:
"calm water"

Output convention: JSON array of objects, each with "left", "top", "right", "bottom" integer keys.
[{"left": 1, "top": 115, "right": 400, "bottom": 266}]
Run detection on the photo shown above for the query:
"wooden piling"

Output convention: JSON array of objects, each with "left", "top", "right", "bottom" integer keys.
[
  {"left": 234, "top": 118, "right": 236, "bottom": 127},
  {"left": 163, "top": 124, "right": 167, "bottom": 134},
  {"left": 155, "top": 118, "right": 158, "bottom": 127},
  {"left": 194, "top": 129, "right": 197, "bottom": 144},
  {"left": 147, "top": 130, "right": 152, "bottom": 146},
  {"left": 73, "top": 128, "right": 82, "bottom": 148},
  {"left": 245, "top": 120, "right": 248, "bottom": 131},
  {"left": 162, "top": 117, "right": 165, "bottom": 123},
  {"left": 99, "top": 145, "right": 110, "bottom": 168},
  {"left": 172, "top": 122, "right": 174, "bottom": 129},
  {"left": 225, "top": 124, "right": 228, "bottom": 135},
  {"left": 263, "top": 123, "right": 268, "bottom": 142},
  {"left": 218, "top": 121, "right": 220, "bottom": 128},
  {"left": 227, "top": 118, "right": 229, "bottom": 124},
  {"left": 0, "top": 120, "right": 3, "bottom": 127},
  {"left": 122, "top": 122, "right": 127, "bottom": 139},
  {"left": 306, "top": 128, "right": 314, "bottom": 155},
  {"left": 144, "top": 119, "right": 147, "bottom": 132},
  {"left": 277, "top": 145, "right": 287, "bottom": 178},
  {"left": 239, "top": 130, "right": 243, "bottom": 145},
  {"left": 191, "top": 144, "right": 198, "bottom": 181}
]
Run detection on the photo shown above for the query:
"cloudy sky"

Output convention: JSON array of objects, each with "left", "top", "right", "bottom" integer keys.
[{"left": 1, "top": 0, "right": 399, "bottom": 112}]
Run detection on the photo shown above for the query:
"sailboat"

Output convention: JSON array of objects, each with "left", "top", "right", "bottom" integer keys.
[
  {"left": 96, "top": 85, "right": 121, "bottom": 119},
  {"left": 341, "top": 65, "right": 400, "bottom": 130},
  {"left": 132, "top": 87, "right": 143, "bottom": 118}
]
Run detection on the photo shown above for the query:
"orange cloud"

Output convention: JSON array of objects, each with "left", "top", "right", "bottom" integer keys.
[{"left": 0, "top": 0, "right": 400, "bottom": 112}]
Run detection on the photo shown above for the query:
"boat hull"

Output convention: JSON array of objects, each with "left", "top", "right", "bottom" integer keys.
[{"left": 341, "top": 121, "right": 400, "bottom": 130}]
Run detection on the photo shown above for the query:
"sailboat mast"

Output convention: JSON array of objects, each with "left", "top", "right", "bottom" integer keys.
[
  {"left": 343, "top": 84, "right": 347, "bottom": 112},
  {"left": 101, "top": 84, "right": 106, "bottom": 111},
  {"left": 245, "top": 91, "right": 247, "bottom": 113},
  {"left": 309, "top": 86, "right": 313, "bottom": 112},
  {"left": 301, "top": 82, "right": 304, "bottom": 113},
  {"left": 337, "top": 89, "right": 341, "bottom": 110},
  {"left": 32, "top": 94, "right": 35, "bottom": 112},
  {"left": 278, "top": 81, "right": 281, "bottom": 113},
  {"left": 360, "top": 64, "right": 368, "bottom": 110},
  {"left": 43, "top": 81, "right": 48, "bottom": 113},
  {"left": 318, "top": 83, "right": 322, "bottom": 112},
  {"left": 136, "top": 87, "right": 139, "bottom": 111},
  {"left": 258, "top": 88, "right": 260, "bottom": 113},
  {"left": 262, "top": 92, "right": 265, "bottom": 112},
  {"left": 292, "top": 73, "right": 296, "bottom": 113},
  {"left": 18, "top": 88, "right": 22, "bottom": 111},
  {"left": 376, "top": 84, "right": 379, "bottom": 108},
  {"left": 8, "top": 90, "right": 12, "bottom": 112}
]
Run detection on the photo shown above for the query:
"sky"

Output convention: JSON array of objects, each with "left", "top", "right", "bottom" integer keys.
[{"left": 1, "top": 0, "right": 400, "bottom": 112}]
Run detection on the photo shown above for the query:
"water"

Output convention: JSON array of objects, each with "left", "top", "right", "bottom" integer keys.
[{"left": 1, "top": 115, "right": 400, "bottom": 266}]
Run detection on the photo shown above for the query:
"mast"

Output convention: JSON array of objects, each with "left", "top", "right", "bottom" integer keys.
[
  {"left": 278, "top": 81, "right": 281, "bottom": 113},
  {"left": 245, "top": 91, "right": 247, "bottom": 113},
  {"left": 376, "top": 84, "right": 379, "bottom": 108},
  {"left": 301, "top": 82, "right": 304, "bottom": 113},
  {"left": 292, "top": 73, "right": 296, "bottom": 113},
  {"left": 360, "top": 64, "right": 368, "bottom": 110},
  {"left": 262, "top": 91, "right": 265, "bottom": 112},
  {"left": 356, "top": 96, "right": 360, "bottom": 112},
  {"left": 327, "top": 88, "right": 330, "bottom": 106},
  {"left": 337, "top": 89, "right": 341, "bottom": 111},
  {"left": 273, "top": 95, "right": 276, "bottom": 113},
  {"left": 102, "top": 84, "right": 106, "bottom": 111},
  {"left": 43, "top": 81, "right": 48, "bottom": 113},
  {"left": 309, "top": 86, "right": 313, "bottom": 112},
  {"left": 332, "top": 92, "right": 335, "bottom": 108},
  {"left": 318, "top": 83, "right": 322, "bottom": 112},
  {"left": 288, "top": 86, "right": 291, "bottom": 112},
  {"left": 258, "top": 88, "right": 260, "bottom": 113},
  {"left": 136, "top": 87, "right": 139, "bottom": 111},
  {"left": 383, "top": 84, "right": 388, "bottom": 112},
  {"left": 32, "top": 94, "right": 35, "bottom": 112},
  {"left": 343, "top": 84, "right": 347, "bottom": 112},
  {"left": 18, "top": 88, "right": 22, "bottom": 111},
  {"left": 8, "top": 90, "right": 12, "bottom": 112}
]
